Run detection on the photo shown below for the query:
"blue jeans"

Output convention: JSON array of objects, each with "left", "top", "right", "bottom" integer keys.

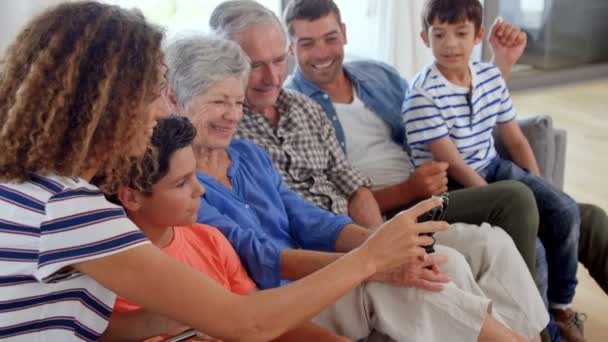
[
  {"left": 482, "top": 157, "right": 580, "bottom": 305},
  {"left": 537, "top": 239, "right": 561, "bottom": 341}
]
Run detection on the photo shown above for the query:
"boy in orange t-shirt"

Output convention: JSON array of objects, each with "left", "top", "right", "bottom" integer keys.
[{"left": 101, "top": 116, "right": 349, "bottom": 341}]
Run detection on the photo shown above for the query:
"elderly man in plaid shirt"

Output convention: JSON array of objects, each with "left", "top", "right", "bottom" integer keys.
[{"left": 213, "top": 24, "right": 384, "bottom": 230}]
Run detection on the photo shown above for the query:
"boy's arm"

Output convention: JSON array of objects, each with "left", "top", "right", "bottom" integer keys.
[
  {"left": 489, "top": 19, "right": 527, "bottom": 80},
  {"left": 492, "top": 71, "right": 539, "bottom": 175},
  {"left": 427, "top": 137, "right": 488, "bottom": 187},
  {"left": 497, "top": 120, "right": 541, "bottom": 176}
]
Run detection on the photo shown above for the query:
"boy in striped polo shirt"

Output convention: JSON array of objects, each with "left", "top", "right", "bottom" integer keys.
[{"left": 403, "top": 1, "right": 585, "bottom": 341}]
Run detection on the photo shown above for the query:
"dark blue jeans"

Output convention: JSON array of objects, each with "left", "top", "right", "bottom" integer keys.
[{"left": 482, "top": 157, "right": 580, "bottom": 305}]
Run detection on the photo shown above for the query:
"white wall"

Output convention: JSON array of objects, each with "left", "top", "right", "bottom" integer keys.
[
  {"left": 334, "top": 0, "right": 434, "bottom": 80},
  {"left": 0, "top": 1, "right": 68, "bottom": 54}
]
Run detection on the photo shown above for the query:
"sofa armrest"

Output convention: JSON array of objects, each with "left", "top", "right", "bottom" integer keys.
[{"left": 493, "top": 115, "right": 567, "bottom": 190}]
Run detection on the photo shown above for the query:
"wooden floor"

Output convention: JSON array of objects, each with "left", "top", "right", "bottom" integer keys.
[{"left": 511, "top": 78, "right": 608, "bottom": 341}]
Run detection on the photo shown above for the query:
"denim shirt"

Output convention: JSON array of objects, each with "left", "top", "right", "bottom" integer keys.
[
  {"left": 284, "top": 60, "right": 410, "bottom": 153},
  {"left": 196, "top": 140, "right": 352, "bottom": 289}
]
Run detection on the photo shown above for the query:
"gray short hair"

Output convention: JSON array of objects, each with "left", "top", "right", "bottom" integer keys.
[
  {"left": 164, "top": 35, "right": 250, "bottom": 109},
  {"left": 209, "top": 0, "right": 285, "bottom": 42}
]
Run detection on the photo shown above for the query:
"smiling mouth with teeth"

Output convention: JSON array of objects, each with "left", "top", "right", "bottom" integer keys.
[
  {"left": 312, "top": 60, "right": 334, "bottom": 69},
  {"left": 211, "top": 125, "right": 232, "bottom": 133}
]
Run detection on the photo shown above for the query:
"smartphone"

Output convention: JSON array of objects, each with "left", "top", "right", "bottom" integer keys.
[
  {"left": 163, "top": 329, "right": 198, "bottom": 342},
  {"left": 417, "top": 193, "right": 449, "bottom": 253}
]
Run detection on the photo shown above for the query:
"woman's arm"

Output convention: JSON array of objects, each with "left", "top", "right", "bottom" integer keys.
[
  {"left": 100, "top": 309, "right": 193, "bottom": 342},
  {"left": 75, "top": 197, "right": 447, "bottom": 342}
]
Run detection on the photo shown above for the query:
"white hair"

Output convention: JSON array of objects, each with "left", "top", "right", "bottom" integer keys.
[
  {"left": 209, "top": 0, "right": 286, "bottom": 42},
  {"left": 164, "top": 35, "right": 250, "bottom": 109}
]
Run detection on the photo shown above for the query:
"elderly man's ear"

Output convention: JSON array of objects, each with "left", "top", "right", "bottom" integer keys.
[{"left": 163, "top": 86, "right": 180, "bottom": 113}]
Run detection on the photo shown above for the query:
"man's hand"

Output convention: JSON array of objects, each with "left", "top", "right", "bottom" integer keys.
[
  {"left": 404, "top": 161, "right": 449, "bottom": 200},
  {"left": 368, "top": 254, "right": 450, "bottom": 292},
  {"left": 489, "top": 18, "right": 527, "bottom": 74}
]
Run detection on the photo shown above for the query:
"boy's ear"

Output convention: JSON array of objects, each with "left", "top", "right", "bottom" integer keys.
[
  {"left": 475, "top": 25, "right": 486, "bottom": 45},
  {"left": 420, "top": 30, "right": 430, "bottom": 47},
  {"left": 117, "top": 187, "right": 144, "bottom": 213}
]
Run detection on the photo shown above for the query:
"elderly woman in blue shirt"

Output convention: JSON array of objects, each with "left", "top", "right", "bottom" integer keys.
[{"left": 163, "top": 34, "right": 548, "bottom": 341}]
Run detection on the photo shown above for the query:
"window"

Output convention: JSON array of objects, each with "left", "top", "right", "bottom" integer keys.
[{"left": 104, "top": 0, "right": 281, "bottom": 37}]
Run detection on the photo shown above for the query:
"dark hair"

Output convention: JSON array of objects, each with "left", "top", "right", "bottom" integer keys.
[
  {"left": 133, "top": 116, "right": 197, "bottom": 195},
  {"left": 422, "top": 0, "right": 483, "bottom": 34},
  {"left": 283, "top": 0, "right": 342, "bottom": 37},
  {"left": 103, "top": 115, "right": 196, "bottom": 205},
  {"left": 0, "top": 1, "right": 164, "bottom": 194}
]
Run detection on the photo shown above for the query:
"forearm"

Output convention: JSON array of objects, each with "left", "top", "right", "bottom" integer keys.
[
  {"left": 348, "top": 187, "right": 384, "bottom": 229},
  {"left": 372, "top": 181, "right": 419, "bottom": 213},
  {"left": 76, "top": 244, "right": 374, "bottom": 342},
  {"left": 234, "top": 248, "right": 374, "bottom": 341},
  {"left": 281, "top": 223, "right": 371, "bottom": 279},
  {"left": 334, "top": 223, "right": 372, "bottom": 252},
  {"left": 448, "top": 162, "right": 488, "bottom": 188},
  {"left": 281, "top": 249, "right": 344, "bottom": 281},
  {"left": 100, "top": 310, "right": 172, "bottom": 342},
  {"left": 428, "top": 139, "right": 487, "bottom": 188},
  {"left": 507, "top": 142, "right": 541, "bottom": 176},
  {"left": 492, "top": 55, "right": 514, "bottom": 80}
]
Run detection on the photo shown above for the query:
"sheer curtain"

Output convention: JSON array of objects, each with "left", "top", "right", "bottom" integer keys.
[
  {"left": 337, "top": 0, "right": 485, "bottom": 81},
  {"left": 335, "top": 0, "right": 433, "bottom": 81}
]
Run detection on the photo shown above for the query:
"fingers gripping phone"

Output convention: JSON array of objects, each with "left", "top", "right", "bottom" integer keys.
[{"left": 417, "top": 193, "right": 449, "bottom": 254}]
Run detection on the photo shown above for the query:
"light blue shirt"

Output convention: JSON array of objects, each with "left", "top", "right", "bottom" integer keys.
[
  {"left": 196, "top": 140, "right": 352, "bottom": 289},
  {"left": 285, "top": 60, "right": 409, "bottom": 153}
]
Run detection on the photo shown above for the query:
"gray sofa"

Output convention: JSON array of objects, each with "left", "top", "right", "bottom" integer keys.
[{"left": 494, "top": 115, "right": 567, "bottom": 190}]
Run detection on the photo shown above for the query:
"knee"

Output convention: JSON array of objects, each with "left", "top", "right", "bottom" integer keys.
[
  {"left": 482, "top": 225, "right": 518, "bottom": 255},
  {"left": 579, "top": 203, "right": 608, "bottom": 244},
  {"left": 434, "top": 245, "right": 471, "bottom": 278},
  {"left": 493, "top": 180, "right": 539, "bottom": 228},
  {"left": 551, "top": 195, "right": 581, "bottom": 236}
]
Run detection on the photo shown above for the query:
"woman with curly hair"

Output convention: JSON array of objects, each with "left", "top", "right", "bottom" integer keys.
[{"left": 0, "top": 2, "right": 448, "bottom": 341}]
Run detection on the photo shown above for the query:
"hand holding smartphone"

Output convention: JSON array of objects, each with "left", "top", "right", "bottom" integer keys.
[{"left": 417, "top": 193, "right": 449, "bottom": 254}]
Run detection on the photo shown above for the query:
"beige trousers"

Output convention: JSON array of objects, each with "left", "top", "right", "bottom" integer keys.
[
  {"left": 435, "top": 222, "right": 549, "bottom": 339},
  {"left": 313, "top": 245, "right": 490, "bottom": 341},
  {"left": 313, "top": 224, "right": 548, "bottom": 341}
]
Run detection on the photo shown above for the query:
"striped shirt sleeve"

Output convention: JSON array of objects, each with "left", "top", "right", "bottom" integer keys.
[
  {"left": 35, "top": 188, "right": 148, "bottom": 282},
  {"left": 496, "top": 78, "right": 517, "bottom": 124},
  {"left": 403, "top": 88, "right": 449, "bottom": 146}
]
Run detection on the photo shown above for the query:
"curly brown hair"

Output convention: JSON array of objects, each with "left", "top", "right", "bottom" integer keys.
[{"left": 0, "top": 1, "right": 164, "bottom": 194}]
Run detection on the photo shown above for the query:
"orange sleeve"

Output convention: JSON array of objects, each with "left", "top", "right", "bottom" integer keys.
[
  {"left": 113, "top": 295, "right": 141, "bottom": 313},
  {"left": 205, "top": 226, "right": 257, "bottom": 295}
]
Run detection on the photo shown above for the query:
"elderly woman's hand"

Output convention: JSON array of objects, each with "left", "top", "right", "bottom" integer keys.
[
  {"left": 367, "top": 254, "right": 450, "bottom": 291},
  {"left": 356, "top": 197, "right": 449, "bottom": 286}
]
